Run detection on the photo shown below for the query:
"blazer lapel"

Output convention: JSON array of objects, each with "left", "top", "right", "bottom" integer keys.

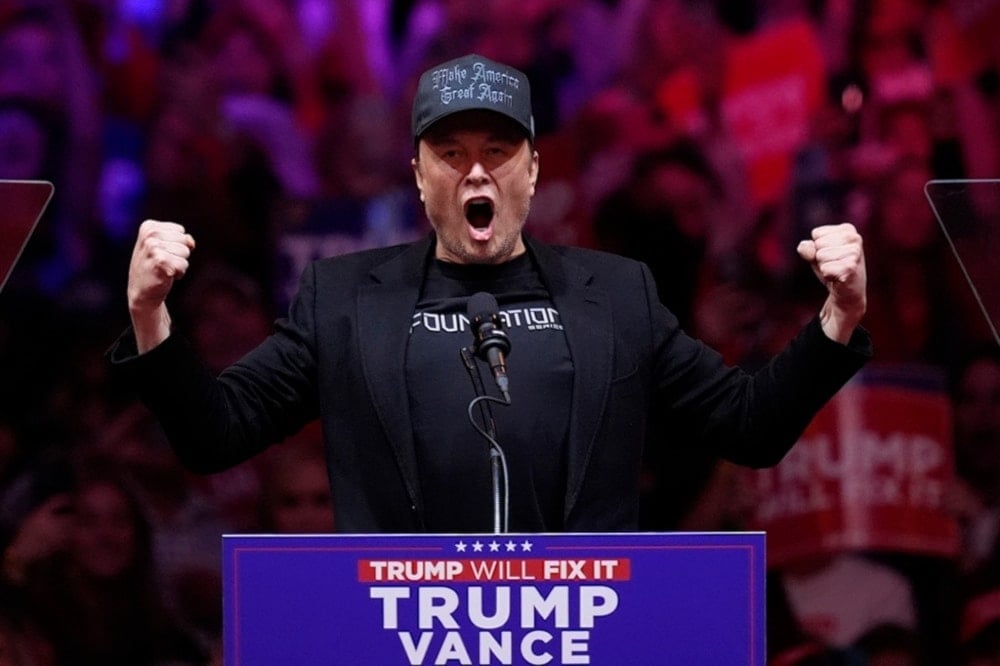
[
  {"left": 527, "top": 239, "right": 614, "bottom": 523},
  {"left": 357, "top": 235, "right": 434, "bottom": 515}
]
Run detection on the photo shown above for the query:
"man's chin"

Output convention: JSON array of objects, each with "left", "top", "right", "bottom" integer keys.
[
  {"left": 443, "top": 246, "right": 505, "bottom": 265},
  {"left": 434, "top": 225, "right": 525, "bottom": 265}
]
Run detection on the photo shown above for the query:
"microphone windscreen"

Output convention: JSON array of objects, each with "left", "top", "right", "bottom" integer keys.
[{"left": 467, "top": 292, "right": 499, "bottom": 323}]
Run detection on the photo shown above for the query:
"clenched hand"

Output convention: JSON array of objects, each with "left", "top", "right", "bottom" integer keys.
[
  {"left": 127, "top": 220, "right": 196, "bottom": 353},
  {"left": 797, "top": 223, "right": 867, "bottom": 344}
]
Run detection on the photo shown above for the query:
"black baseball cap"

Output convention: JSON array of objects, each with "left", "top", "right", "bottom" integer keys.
[{"left": 411, "top": 54, "right": 535, "bottom": 144}]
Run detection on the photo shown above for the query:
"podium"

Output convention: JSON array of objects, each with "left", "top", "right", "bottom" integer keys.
[
  {"left": 0, "top": 180, "right": 54, "bottom": 292},
  {"left": 223, "top": 532, "right": 765, "bottom": 665},
  {"left": 925, "top": 179, "right": 1000, "bottom": 348}
]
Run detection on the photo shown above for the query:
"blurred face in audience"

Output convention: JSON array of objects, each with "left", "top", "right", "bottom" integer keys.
[
  {"left": 957, "top": 358, "right": 1000, "bottom": 443},
  {"left": 0, "top": 18, "right": 63, "bottom": 105},
  {"left": 263, "top": 456, "right": 334, "bottom": 533},
  {"left": 213, "top": 26, "right": 276, "bottom": 97},
  {"left": 191, "top": 284, "right": 271, "bottom": 374},
  {"left": 954, "top": 356, "right": 1000, "bottom": 501},
  {"left": 71, "top": 481, "right": 140, "bottom": 580},
  {"left": 879, "top": 161, "right": 936, "bottom": 252},
  {"left": 867, "top": 0, "right": 925, "bottom": 40},
  {"left": 642, "top": 163, "right": 713, "bottom": 239},
  {"left": 0, "top": 107, "right": 48, "bottom": 180},
  {"left": 882, "top": 106, "right": 932, "bottom": 164},
  {"left": 145, "top": 104, "right": 207, "bottom": 188}
]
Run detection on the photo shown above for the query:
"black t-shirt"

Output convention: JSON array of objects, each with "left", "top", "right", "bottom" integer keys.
[{"left": 406, "top": 253, "right": 573, "bottom": 532}]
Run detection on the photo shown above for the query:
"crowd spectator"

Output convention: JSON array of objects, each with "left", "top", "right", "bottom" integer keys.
[
  {"left": 951, "top": 348, "right": 1000, "bottom": 575},
  {"left": 2, "top": 472, "right": 204, "bottom": 664},
  {"left": 255, "top": 429, "right": 334, "bottom": 534}
]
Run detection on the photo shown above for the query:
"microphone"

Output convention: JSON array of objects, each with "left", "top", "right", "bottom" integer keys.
[{"left": 467, "top": 292, "right": 511, "bottom": 402}]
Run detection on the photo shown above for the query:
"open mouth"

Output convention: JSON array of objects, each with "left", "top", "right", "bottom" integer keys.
[{"left": 464, "top": 199, "right": 495, "bottom": 229}]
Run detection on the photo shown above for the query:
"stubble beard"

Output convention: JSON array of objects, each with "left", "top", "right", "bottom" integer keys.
[{"left": 435, "top": 201, "right": 531, "bottom": 265}]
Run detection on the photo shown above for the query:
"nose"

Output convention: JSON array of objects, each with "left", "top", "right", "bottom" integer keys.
[{"left": 465, "top": 160, "right": 490, "bottom": 186}]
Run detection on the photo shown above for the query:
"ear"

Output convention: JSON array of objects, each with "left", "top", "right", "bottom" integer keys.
[
  {"left": 528, "top": 150, "right": 539, "bottom": 196},
  {"left": 411, "top": 157, "right": 426, "bottom": 202}
]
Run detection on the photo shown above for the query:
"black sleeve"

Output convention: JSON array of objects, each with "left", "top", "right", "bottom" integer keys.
[
  {"left": 646, "top": 263, "right": 873, "bottom": 467},
  {"left": 107, "top": 263, "right": 321, "bottom": 473}
]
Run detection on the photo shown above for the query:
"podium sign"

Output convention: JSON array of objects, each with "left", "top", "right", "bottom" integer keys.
[{"left": 223, "top": 532, "right": 765, "bottom": 665}]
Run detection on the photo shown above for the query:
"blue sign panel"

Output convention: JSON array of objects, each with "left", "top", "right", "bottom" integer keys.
[{"left": 223, "top": 532, "right": 765, "bottom": 665}]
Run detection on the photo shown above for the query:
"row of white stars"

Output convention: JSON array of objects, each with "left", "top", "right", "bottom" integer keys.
[{"left": 454, "top": 540, "right": 533, "bottom": 553}]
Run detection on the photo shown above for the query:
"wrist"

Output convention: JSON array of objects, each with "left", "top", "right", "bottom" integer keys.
[
  {"left": 819, "top": 296, "right": 864, "bottom": 345},
  {"left": 130, "top": 302, "right": 172, "bottom": 354}
]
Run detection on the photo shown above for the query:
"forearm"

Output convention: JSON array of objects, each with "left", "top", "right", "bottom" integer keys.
[
  {"left": 718, "top": 316, "right": 872, "bottom": 466},
  {"left": 109, "top": 316, "right": 320, "bottom": 473},
  {"left": 129, "top": 302, "right": 173, "bottom": 354},
  {"left": 655, "top": 309, "right": 871, "bottom": 469},
  {"left": 108, "top": 333, "right": 271, "bottom": 472}
]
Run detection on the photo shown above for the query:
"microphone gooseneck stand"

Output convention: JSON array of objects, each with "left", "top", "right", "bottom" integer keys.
[{"left": 460, "top": 347, "right": 511, "bottom": 534}]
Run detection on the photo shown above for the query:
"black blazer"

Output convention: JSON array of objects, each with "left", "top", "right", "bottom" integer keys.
[{"left": 112, "top": 234, "right": 871, "bottom": 532}]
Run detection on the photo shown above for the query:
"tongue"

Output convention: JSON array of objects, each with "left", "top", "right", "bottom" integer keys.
[{"left": 468, "top": 221, "right": 492, "bottom": 242}]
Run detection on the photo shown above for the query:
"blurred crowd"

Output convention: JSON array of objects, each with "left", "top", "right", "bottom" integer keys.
[{"left": 0, "top": 0, "right": 999, "bottom": 663}]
